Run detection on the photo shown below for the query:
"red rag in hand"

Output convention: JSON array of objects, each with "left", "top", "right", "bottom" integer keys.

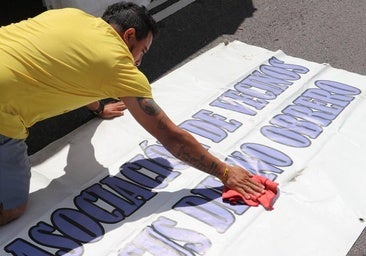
[{"left": 222, "top": 175, "right": 279, "bottom": 210}]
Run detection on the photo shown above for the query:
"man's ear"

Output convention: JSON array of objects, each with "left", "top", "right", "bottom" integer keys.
[{"left": 122, "top": 28, "right": 136, "bottom": 43}]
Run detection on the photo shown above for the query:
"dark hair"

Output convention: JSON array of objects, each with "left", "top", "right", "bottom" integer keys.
[{"left": 102, "top": 1, "right": 159, "bottom": 40}]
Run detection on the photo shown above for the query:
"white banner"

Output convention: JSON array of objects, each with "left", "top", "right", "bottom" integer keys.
[{"left": 0, "top": 41, "right": 365, "bottom": 256}]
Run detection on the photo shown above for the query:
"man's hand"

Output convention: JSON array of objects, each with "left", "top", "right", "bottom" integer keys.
[
  {"left": 99, "top": 100, "right": 127, "bottom": 119},
  {"left": 87, "top": 100, "right": 127, "bottom": 119},
  {"left": 222, "top": 166, "right": 265, "bottom": 199}
]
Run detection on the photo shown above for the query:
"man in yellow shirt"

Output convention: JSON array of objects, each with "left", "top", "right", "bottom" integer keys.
[{"left": 0, "top": 2, "right": 264, "bottom": 226}]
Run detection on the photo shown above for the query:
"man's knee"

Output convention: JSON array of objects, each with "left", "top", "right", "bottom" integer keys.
[{"left": 0, "top": 202, "right": 27, "bottom": 226}]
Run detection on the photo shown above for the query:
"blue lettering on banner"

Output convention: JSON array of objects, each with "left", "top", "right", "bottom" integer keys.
[
  {"left": 75, "top": 184, "right": 128, "bottom": 224},
  {"left": 192, "top": 176, "right": 248, "bottom": 215},
  {"left": 120, "top": 154, "right": 178, "bottom": 189},
  {"left": 227, "top": 143, "right": 292, "bottom": 180},
  {"left": 120, "top": 217, "right": 211, "bottom": 255},
  {"left": 29, "top": 209, "right": 102, "bottom": 255},
  {"left": 210, "top": 57, "right": 309, "bottom": 116},
  {"left": 174, "top": 196, "right": 235, "bottom": 233},
  {"left": 74, "top": 174, "right": 156, "bottom": 224},
  {"left": 4, "top": 239, "right": 53, "bottom": 256},
  {"left": 261, "top": 80, "right": 361, "bottom": 147},
  {"left": 180, "top": 109, "right": 242, "bottom": 143},
  {"left": 4, "top": 57, "right": 361, "bottom": 256},
  {"left": 5, "top": 156, "right": 173, "bottom": 255},
  {"left": 140, "top": 140, "right": 188, "bottom": 170}
]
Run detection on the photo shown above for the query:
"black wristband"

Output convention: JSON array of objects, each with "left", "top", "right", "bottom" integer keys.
[{"left": 91, "top": 101, "right": 104, "bottom": 116}]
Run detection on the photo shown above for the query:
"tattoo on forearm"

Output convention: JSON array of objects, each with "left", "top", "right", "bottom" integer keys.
[
  {"left": 136, "top": 98, "right": 220, "bottom": 177},
  {"left": 137, "top": 98, "right": 161, "bottom": 116},
  {"left": 176, "top": 144, "right": 220, "bottom": 177}
]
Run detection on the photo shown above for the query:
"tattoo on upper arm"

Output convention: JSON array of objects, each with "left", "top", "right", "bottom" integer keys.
[{"left": 137, "top": 98, "right": 161, "bottom": 116}]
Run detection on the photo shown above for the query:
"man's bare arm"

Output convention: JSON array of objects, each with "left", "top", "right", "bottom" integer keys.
[
  {"left": 123, "top": 97, "right": 265, "bottom": 198},
  {"left": 135, "top": 97, "right": 223, "bottom": 177}
]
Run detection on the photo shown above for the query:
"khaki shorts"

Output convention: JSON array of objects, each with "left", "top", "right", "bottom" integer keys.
[{"left": 0, "top": 134, "right": 31, "bottom": 209}]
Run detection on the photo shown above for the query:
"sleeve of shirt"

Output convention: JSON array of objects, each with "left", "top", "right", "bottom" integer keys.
[{"left": 104, "top": 53, "right": 153, "bottom": 99}]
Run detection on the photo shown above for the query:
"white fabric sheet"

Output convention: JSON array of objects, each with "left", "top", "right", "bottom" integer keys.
[{"left": 0, "top": 41, "right": 365, "bottom": 256}]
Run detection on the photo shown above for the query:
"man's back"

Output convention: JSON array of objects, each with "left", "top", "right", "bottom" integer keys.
[{"left": 0, "top": 8, "right": 149, "bottom": 139}]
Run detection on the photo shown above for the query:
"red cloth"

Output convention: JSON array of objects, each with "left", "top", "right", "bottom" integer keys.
[{"left": 222, "top": 175, "right": 279, "bottom": 210}]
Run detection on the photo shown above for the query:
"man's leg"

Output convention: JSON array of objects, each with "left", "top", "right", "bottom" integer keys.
[{"left": 0, "top": 134, "right": 31, "bottom": 226}]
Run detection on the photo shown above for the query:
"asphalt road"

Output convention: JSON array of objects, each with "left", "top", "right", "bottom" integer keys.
[{"left": 2, "top": 1, "right": 365, "bottom": 254}]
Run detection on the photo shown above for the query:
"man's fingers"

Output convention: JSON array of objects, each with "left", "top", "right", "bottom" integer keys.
[
  {"left": 115, "top": 103, "right": 127, "bottom": 110},
  {"left": 226, "top": 167, "right": 265, "bottom": 198},
  {"left": 239, "top": 178, "right": 265, "bottom": 196},
  {"left": 113, "top": 110, "right": 124, "bottom": 116},
  {"left": 236, "top": 187, "right": 251, "bottom": 200},
  {"left": 240, "top": 185, "right": 262, "bottom": 199},
  {"left": 105, "top": 111, "right": 124, "bottom": 119}
]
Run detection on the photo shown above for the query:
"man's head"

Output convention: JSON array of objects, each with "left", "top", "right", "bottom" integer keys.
[{"left": 102, "top": 1, "right": 159, "bottom": 66}]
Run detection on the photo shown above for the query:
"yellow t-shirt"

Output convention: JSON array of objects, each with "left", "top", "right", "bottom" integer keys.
[{"left": 0, "top": 8, "right": 152, "bottom": 139}]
